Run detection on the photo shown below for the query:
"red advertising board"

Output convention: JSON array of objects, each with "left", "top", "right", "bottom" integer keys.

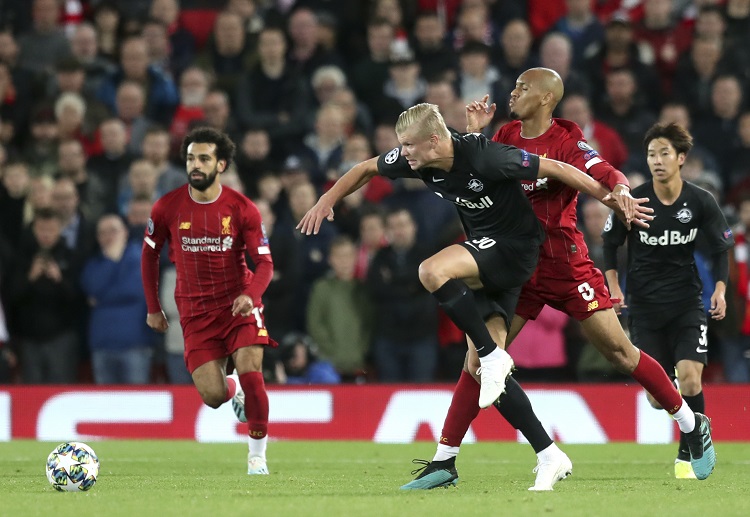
[{"left": 1, "top": 384, "right": 748, "bottom": 443}]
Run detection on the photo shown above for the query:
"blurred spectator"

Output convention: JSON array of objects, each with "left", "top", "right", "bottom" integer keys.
[
  {"left": 350, "top": 18, "right": 394, "bottom": 116},
  {"left": 412, "top": 10, "right": 458, "bottom": 83},
  {"left": 727, "top": 112, "right": 750, "bottom": 195},
  {"left": 50, "top": 176, "right": 97, "bottom": 265},
  {"left": 552, "top": 0, "right": 605, "bottom": 66},
  {"left": 235, "top": 26, "right": 310, "bottom": 146},
  {"left": 286, "top": 6, "right": 344, "bottom": 86},
  {"left": 0, "top": 161, "right": 30, "bottom": 247},
  {"left": 117, "top": 159, "right": 160, "bottom": 216},
  {"left": 307, "top": 235, "right": 374, "bottom": 381},
  {"left": 97, "top": 36, "right": 179, "bottom": 126},
  {"left": 169, "top": 66, "right": 210, "bottom": 149},
  {"left": 456, "top": 41, "right": 504, "bottom": 108},
  {"left": 496, "top": 19, "right": 538, "bottom": 81},
  {"left": 294, "top": 103, "right": 345, "bottom": 190},
  {"left": 125, "top": 193, "right": 153, "bottom": 242},
  {"left": 367, "top": 207, "right": 438, "bottom": 382},
  {"left": 255, "top": 198, "right": 301, "bottom": 340},
  {"left": 141, "top": 125, "right": 187, "bottom": 194},
  {"left": 148, "top": 0, "right": 196, "bottom": 79},
  {"left": 194, "top": 10, "right": 255, "bottom": 99},
  {"left": 0, "top": 31, "right": 36, "bottom": 144},
  {"left": 310, "top": 65, "right": 347, "bottom": 111},
  {"left": 114, "top": 81, "right": 153, "bottom": 155},
  {"left": 693, "top": 74, "right": 744, "bottom": 183},
  {"left": 560, "top": 93, "right": 628, "bottom": 170},
  {"left": 288, "top": 180, "right": 338, "bottom": 329},
  {"left": 235, "top": 128, "right": 276, "bottom": 193},
  {"left": 47, "top": 57, "right": 111, "bottom": 133},
  {"left": 378, "top": 44, "right": 427, "bottom": 120},
  {"left": 141, "top": 18, "right": 176, "bottom": 78},
  {"left": 673, "top": 37, "right": 725, "bottom": 120},
  {"left": 92, "top": 1, "right": 124, "bottom": 64},
  {"left": 595, "top": 67, "right": 657, "bottom": 163},
  {"left": 24, "top": 175, "right": 55, "bottom": 225},
  {"left": 7, "top": 208, "right": 81, "bottom": 383},
  {"left": 16, "top": 0, "right": 72, "bottom": 75},
  {"left": 80, "top": 213, "right": 153, "bottom": 384},
  {"left": 584, "top": 14, "right": 662, "bottom": 113},
  {"left": 56, "top": 139, "right": 109, "bottom": 222},
  {"left": 451, "top": 3, "right": 500, "bottom": 50},
  {"left": 329, "top": 86, "right": 374, "bottom": 137},
  {"left": 198, "top": 89, "right": 241, "bottom": 141},
  {"left": 354, "top": 207, "right": 387, "bottom": 280},
  {"left": 69, "top": 22, "right": 116, "bottom": 95},
  {"left": 539, "top": 32, "right": 591, "bottom": 99},
  {"left": 632, "top": 0, "right": 693, "bottom": 97},
  {"left": 226, "top": 0, "right": 265, "bottom": 46},
  {"left": 54, "top": 92, "right": 100, "bottom": 156},
  {"left": 88, "top": 118, "right": 134, "bottom": 210},
  {"left": 274, "top": 332, "right": 341, "bottom": 384},
  {"left": 21, "top": 106, "right": 59, "bottom": 178},
  {"left": 0, "top": 62, "right": 22, "bottom": 149}
]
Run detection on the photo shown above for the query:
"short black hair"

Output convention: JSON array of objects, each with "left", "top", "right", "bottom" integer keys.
[
  {"left": 180, "top": 127, "right": 236, "bottom": 168},
  {"left": 643, "top": 122, "right": 693, "bottom": 156}
]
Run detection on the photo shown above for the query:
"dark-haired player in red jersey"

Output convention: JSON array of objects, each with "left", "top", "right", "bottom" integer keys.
[
  {"left": 403, "top": 67, "right": 715, "bottom": 490},
  {"left": 141, "top": 127, "right": 275, "bottom": 475}
]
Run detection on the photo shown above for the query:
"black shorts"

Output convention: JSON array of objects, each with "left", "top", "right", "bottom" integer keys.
[
  {"left": 459, "top": 236, "right": 539, "bottom": 330},
  {"left": 628, "top": 307, "right": 708, "bottom": 372}
]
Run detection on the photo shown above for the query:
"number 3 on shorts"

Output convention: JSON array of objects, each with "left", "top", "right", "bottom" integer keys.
[{"left": 577, "top": 282, "right": 595, "bottom": 301}]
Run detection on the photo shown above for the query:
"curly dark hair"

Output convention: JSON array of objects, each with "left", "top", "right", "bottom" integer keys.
[{"left": 180, "top": 127, "right": 236, "bottom": 168}]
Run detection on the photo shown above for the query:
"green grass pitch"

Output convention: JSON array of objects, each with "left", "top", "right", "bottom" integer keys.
[{"left": 2, "top": 441, "right": 749, "bottom": 517}]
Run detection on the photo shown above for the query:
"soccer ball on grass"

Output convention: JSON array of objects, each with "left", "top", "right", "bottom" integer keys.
[{"left": 46, "top": 442, "right": 99, "bottom": 492}]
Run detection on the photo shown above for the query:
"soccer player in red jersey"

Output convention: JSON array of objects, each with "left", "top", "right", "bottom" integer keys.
[
  {"left": 141, "top": 127, "right": 275, "bottom": 475},
  {"left": 403, "top": 68, "right": 715, "bottom": 490}
]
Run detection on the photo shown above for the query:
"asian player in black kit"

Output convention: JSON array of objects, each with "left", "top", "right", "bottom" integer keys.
[{"left": 604, "top": 123, "right": 729, "bottom": 479}]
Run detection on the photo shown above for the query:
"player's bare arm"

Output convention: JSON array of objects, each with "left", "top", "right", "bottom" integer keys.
[
  {"left": 146, "top": 311, "right": 169, "bottom": 332},
  {"left": 538, "top": 158, "right": 652, "bottom": 230},
  {"left": 297, "top": 157, "right": 379, "bottom": 235},
  {"left": 231, "top": 294, "right": 254, "bottom": 317},
  {"left": 709, "top": 282, "right": 727, "bottom": 320}
]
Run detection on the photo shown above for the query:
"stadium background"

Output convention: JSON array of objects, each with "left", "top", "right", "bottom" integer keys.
[{"left": 0, "top": 0, "right": 749, "bottom": 446}]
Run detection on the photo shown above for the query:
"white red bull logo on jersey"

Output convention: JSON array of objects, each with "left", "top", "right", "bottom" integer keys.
[
  {"left": 453, "top": 195, "right": 493, "bottom": 209},
  {"left": 638, "top": 228, "right": 698, "bottom": 246}
]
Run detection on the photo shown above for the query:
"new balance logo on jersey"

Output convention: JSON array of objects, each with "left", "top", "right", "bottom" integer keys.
[
  {"left": 639, "top": 228, "right": 698, "bottom": 246},
  {"left": 453, "top": 195, "right": 494, "bottom": 209}
]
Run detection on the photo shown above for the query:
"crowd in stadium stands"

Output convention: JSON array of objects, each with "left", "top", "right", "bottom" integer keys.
[{"left": 1, "top": 0, "right": 750, "bottom": 385}]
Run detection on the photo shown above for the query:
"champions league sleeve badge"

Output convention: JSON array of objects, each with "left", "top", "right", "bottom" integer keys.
[
  {"left": 384, "top": 147, "right": 400, "bottom": 164},
  {"left": 147, "top": 218, "right": 154, "bottom": 235}
]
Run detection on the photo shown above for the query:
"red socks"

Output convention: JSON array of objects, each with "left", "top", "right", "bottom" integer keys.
[
  {"left": 631, "top": 350, "right": 682, "bottom": 414},
  {"left": 440, "top": 370, "right": 481, "bottom": 446},
  {"left": 223, "top": 376, "right": 237, "bottom": 403},
  {"left": 239, "top": 371, "right": 269, "bottom": 438}
]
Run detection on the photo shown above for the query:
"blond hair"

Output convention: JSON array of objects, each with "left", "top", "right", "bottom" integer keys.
[{"left": 395, "top": 103, "right": 450, "bottom": 140}]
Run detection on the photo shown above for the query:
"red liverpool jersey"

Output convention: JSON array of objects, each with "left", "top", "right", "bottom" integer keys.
[
  {"left": 493, "top": 118, "right": 628, "bottom": 270},
  {"left": 141, "top": 185, "right": 273, "bottom": 318}
]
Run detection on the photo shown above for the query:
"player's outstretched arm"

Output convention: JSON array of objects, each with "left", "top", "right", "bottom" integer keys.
[
  {"left": 465, "top": 94, "right": 496, "bottom": 133},
  {"left": 297, "top": 157, "right": 379, "bottom": 235},
  {"left": 538, "top": 158, "right": 652, "bottom": 230}
]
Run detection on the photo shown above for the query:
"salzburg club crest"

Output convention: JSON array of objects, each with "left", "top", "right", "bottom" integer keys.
[
  {"left": 384, "top": 147, "right": 400, "bottom": 164},
  {"left": 675, "top": 208, "right": 692, "bottom": 223},
  {"left": 468, "top": 179, "right": 484, "bottom": 192}
]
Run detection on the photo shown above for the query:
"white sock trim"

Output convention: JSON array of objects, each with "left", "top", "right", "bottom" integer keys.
[
  {"left": 433, "top": 444, "right": 459, "bottom": 462},
  {"left": 536, "top": 443, "right": 562, "bottom": 463},
  {"left": 672, "top": 402, "right": 696, "bottom": 433},
  {"left": 479, "top": 346, "right": 507, "bottom": 363},
  {"left": 249, "top": 435, "right": 268, "bottom": 460}
]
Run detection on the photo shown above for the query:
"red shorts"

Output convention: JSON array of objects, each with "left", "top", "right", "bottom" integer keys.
[
  {"left": 515, "top": 263, "right": 613, "bottom": 322},
  {"left": 180, "top": 304, "right": 276, "bottom": 374}
]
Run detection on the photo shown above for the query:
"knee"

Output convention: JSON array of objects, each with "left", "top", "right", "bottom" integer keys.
[
  {"left": 602, "top": 343, "right": 639, "bottom": 373},
  {"left": 418, "top": 259, "right": 444, "bottom": 292},
  {"left": 198, "top": 386, "right": 225, "bottom": 409},
  {"left": 678, "top": 375, "right": 702, "bottom": 396}
]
